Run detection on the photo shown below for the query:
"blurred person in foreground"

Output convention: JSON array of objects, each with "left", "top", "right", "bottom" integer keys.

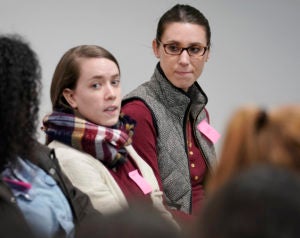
[
  {"left": 194, "top": 165, "right": 300, "bottom": 238},
  {"left": 207, "top": 104, "right": 300, "bottom": 194},
  {"left": 0, "top": 34, "right": 101, "bottom": 238},
  {"left": 76, "top": 201, "right": 185, "bottom": 238}
]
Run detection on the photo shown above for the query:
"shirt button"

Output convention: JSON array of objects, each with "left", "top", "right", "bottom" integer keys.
[
  {"left": 194, "top": 176, "right": 199, "bottom": 181},
  {"left": 49, "top": 168, "right": 56, "bottom": 175},
  {"left": 24, "top": 193, "right": 31, "bottom": 200},
  {"left": 189, "top": 151, "right": 194, "bottom": 155},
  {"left": 191, "top": 163, "right": 195, "bottom": 168}
]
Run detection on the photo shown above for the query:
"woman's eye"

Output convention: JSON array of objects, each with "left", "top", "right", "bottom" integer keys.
[
  {"left": 92, "top": 83, "right": 101, "bottom": 89},
  {"left": 111, "top": 79, "right": 120, "bottom": 86},
  {"left": 189, "top": 47, "right": 201, "bottom": 54},
  {"left": 167, "top": 44, "right": 180, "bottom": 52}
]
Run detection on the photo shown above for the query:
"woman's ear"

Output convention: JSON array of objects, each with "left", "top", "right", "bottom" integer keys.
[
  {"left": 152, "top": 39, "right": 160, "bottom": 59},
  {"left": 63, "top": 88, "right": 77, "bottom": 109}
]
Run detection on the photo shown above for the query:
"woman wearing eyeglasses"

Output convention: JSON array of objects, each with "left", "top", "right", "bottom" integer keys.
[{"left": 122, "top": 4, "right": 217, "bottom": 222}]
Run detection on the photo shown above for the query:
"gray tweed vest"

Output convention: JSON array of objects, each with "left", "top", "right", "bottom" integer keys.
[{"left": 123, "top": 66, "right": 216, "bottom": 213}]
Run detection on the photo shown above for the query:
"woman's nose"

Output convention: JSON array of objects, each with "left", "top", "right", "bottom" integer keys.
[
  {"left": 178, "top": 50, "right": 190, "bottom": 65},
  {"left": 104, "top": 84, "right": 116, "bottom": 100}
]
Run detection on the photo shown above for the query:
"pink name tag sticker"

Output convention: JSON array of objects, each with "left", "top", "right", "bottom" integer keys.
[
  {"left": 197, "top": 120, "right": 221, "bottom": 144},
  {"left": 3, "top": 177, "right": 32, "bottom": 191},
  {"left": 128, "top": 170, "right": 152, "bottom": 194}
]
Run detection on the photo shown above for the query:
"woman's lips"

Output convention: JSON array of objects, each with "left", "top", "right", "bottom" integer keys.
[{"left": 104, "top": 106, "right": 119, "bottom": 115}]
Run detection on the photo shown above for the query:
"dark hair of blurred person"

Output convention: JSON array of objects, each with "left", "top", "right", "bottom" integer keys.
[
  {"left": 0, "top": 34, "right": 101, "bottom": 238},
  {"left": 76, "top": 200, "right": 185, "bottom": 238},
  {"left": 0, "top": 34, "right": 41, "bottom": 168},
  {"left": 195, "top": 165, "right": 300, "bottom": 238}
]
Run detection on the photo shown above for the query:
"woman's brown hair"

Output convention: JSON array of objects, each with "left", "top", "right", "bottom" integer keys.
[{"left": 207, "top": 104, "right": 300, "bottom": 194}]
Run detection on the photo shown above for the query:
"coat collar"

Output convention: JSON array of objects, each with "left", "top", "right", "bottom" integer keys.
[{"left": 152, "top": 63, "right": 208, "bottom": 120}]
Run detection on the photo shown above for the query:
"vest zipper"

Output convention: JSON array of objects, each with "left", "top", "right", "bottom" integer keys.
[{"left": 184, "top": 105, "right": 193, "bottom": 214}]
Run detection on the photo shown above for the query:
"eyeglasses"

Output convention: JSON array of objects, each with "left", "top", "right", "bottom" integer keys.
[{"left": 157, "top": 40, "right": 208, "bottom": 57}]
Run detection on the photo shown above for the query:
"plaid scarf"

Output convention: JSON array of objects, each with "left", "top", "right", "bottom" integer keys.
[{"left": 42, "top": 111, "right": 135, "bottom": 168}]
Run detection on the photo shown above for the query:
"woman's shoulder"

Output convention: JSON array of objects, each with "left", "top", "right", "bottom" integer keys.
[
  {"left": 48, "top": 141, "right": 99, "bottom": 166},
  {"left": 122, "top": 98, "right": 150, "bottom": 111},
  {"left": 47, "top": 141, "right": 110, "bottom": 182},
  {"left": 48, "top": 140, "right": 74, "bottom": 150},
  {"left": 48, "top": 140, "right": 78, "bottom": 156}
]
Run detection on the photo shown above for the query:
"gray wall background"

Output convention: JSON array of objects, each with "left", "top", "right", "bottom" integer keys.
[{"left": 1, "top": 0, "right": 299, "bottom": 154}]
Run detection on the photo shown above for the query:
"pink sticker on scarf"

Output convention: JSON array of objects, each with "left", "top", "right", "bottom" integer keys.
[
  {"left": 197, "top": 119, "right": 221, "bottom": 144},
  {"left": 128, "top": 170, "right": 152, "bottom": 194}
]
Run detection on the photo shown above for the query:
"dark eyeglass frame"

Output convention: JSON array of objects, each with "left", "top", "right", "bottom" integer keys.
[{"left": 157, "top": 40, "right": 208, "bottom": 57}]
